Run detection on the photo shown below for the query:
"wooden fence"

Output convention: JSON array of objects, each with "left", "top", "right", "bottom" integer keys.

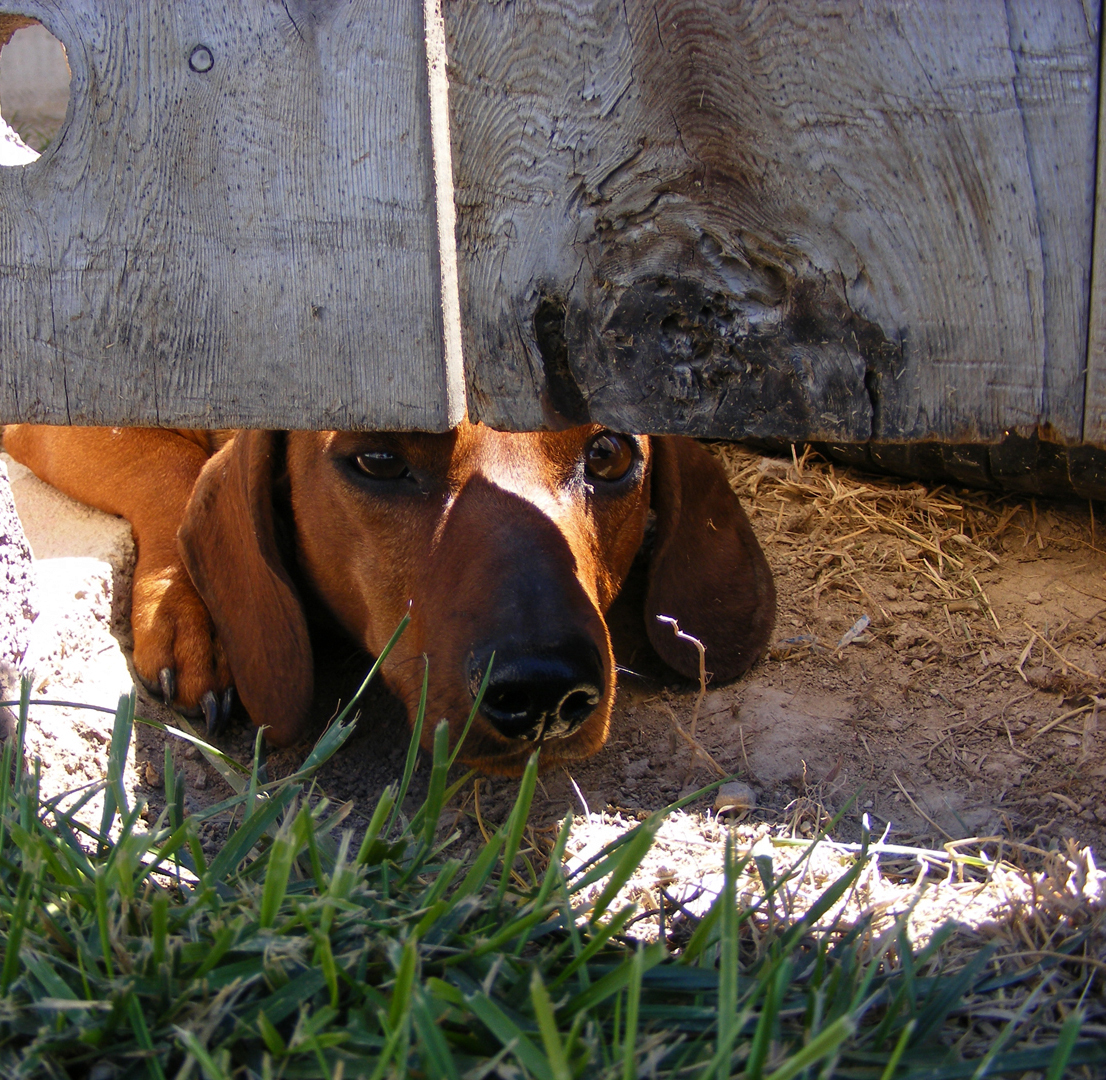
[{"left": 1, "top": 1, "right": 1103, "bottom": 493}]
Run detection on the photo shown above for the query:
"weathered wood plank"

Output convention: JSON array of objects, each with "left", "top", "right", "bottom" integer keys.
[
  {"left": 1009, "top": 1, "right": 1100, "bottom": 441},
  {"left": 0, "top": 0, "right": 464, "bottom": 431},
  {"left": 1084, "top": 0, "right": 1106, "bottom": 444},
  {"left": 448, "top": 0, "right": 1098, "bottom": 443}
]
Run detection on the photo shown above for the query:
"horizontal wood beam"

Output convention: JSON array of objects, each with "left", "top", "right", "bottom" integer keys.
[
  {"left": 449, "top": 0, "right": 1098, "bottom": 444},
  {"left": 0, "top": 0, "right": 1099, "bottom": 448},
  {"left": 0, "top": 0, "right": 464, "bottom": 431}
]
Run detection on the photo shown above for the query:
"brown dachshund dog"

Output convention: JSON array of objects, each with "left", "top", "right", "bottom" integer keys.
[{"left": 3, "top": 423, "right": 775, "bottom": 772}]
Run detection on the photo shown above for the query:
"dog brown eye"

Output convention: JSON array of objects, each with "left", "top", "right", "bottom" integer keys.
[
  {"left": 585, "top": 432, "right": 634, "bottom": 482},
  {"left": 352, "top": 450, "right": 409, "bottom": 480}
]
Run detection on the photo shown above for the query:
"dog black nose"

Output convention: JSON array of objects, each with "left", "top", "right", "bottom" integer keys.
[{"left": 469, "top": 639, "right": 604, "bottom": 741}]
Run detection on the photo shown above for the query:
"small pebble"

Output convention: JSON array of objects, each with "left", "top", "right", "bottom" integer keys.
[
  {"left": 144, "top": 760, "right": 161, "bottom": 787},
  {"left": 1026, "top": 591, "right": 1042, "bottom": 604},
  {"left": 714, "top": 781, "right": 756, "bottom": 817}
]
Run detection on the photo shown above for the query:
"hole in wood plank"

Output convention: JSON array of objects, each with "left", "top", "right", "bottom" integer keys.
[{"left": 0, "top": 16, "right": 69, "bottom": 166}]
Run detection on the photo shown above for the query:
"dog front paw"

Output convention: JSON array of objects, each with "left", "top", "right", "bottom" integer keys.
[{"left": 130, "top": 563, "right": 234, "bottom": 735}]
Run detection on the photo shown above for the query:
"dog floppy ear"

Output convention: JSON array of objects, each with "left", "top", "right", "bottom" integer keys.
[
  {"left": 177, "top": 431, "right": 313, "bottom": 747},
  {"left": 644, "top": 436, "right": 775, "bottom": 682}
]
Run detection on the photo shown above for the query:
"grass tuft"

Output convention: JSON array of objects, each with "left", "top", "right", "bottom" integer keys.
[{"left": 0, "top": 662, "right": 1103, "bottom": 1078}]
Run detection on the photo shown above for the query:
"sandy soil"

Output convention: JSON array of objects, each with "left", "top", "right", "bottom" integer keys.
[{"left": 7, "top": 444, "right": 1106, "bottom": 874}]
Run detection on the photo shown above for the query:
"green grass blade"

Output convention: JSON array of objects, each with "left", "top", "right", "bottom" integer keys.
[
  {"left": 207, "top": 786, "right": 296, "bottom": 882},
  {"left": 0, "top": 676, "right": 30, "bottom": 849},
  {"left": 239, "top": 968, "right": 328, "bottom": 1027},
  {"left": 320, "top": 830, "right": 353, "bottom": 934},
  {"left": 302, "top": 906, "right": 340, "bottom": 1008},
  {"left": 715, "top": 833, "right": 739, "bottom": 1079},
  {"left": 560, "top": 943, "right": 667, "bottom": 1019},
  {"left": 411, "top": 986, "right": 461, "bottom": 1080},
  {"left": 566, "top": 779, "right": 729, "bottom": 892},
  {"left": 530, "top": 969, "right": 572, "bottom": 1080},
  {"left": 780, "top": 846, "right": 868, "bottom": 951},
  {"left": 258, "top": 809, "right": 299, "bottom": 928},
  {"left": 245, "top": 727, "right": 266, "bottom": 822},
  {"left": 912, "top": 942, "right": 996, "bottom": 1046},
  {"left": 142, "top": 712, "right": 251, "bottom": 792},
  {"left": 763, "top": 1013, "right": 855, "bottom": 1080},
  {"left": 461, "top": 906, "right": 551, "bottom": 963},
  {"left": 453, "top": 826, "right": 507, "bottom": 901},
  {"left": 175, "top": 1026, "right": 231, "bottom": 1080},
  {"left": 387, "top": 658, "right": 429, "bottom": 837},
  {"left": 22, "top": 949, "right": 77, "bottom": 1002},
  {"left": 0, "top": 852, "right": 37, "bottom": 992},
  {"left": 256, "top": 1010, "right": 287, "bottom": 1055},
  {"left": 368, "top": 1014, "right": 411, "bottom": 1080},
  {"left": 969, "top": 979, "right": 1048, "bottom": 1079},
  {"left": 878, "top": 1019, "right": 916, "bottom": 1080},
  {"left": 678, "top": 892, "right": 725, "bottom": 967},
  {"left": 14, "top": 673, "right": 31, "bottom": 781},
  {"left": 98, "top": 691, "right": 135, "bottom": 845},
  {"left": 127, "top": 994, "right": 168, "bottom": 1080},
  {"left": 526, "top": 812, "right": 573, "bottom": 919},
  {"left": 293, "top": 710, "right": 360, "bottom": 778},
  {"left": 745, "top": 959, "right": 791, "bottom": 1080},
  {"left": 93, "top": 865, "right": 115, "bottom": 979},
  {"left": 356, "top": 783, "right": 397, "bottom": 866},
  {"left": 151, "top": 890, "right": 169, "bottom": 968},
  {"left": 586, "top": 812, "right": 661, "bottom": 923},
  {"left": 467, "top": 991, "right": 555, "bottom": 1080},
  {"left": 622, "top": 945, "right": 645, "bottom": 1080},
  {"left": 1045, "top": 1010, "right": 1084, "bottom": 1080},
  {"left": 447, "top": 655, "right": 493, "bottom": 770},
  {"left": 389, "top": 934, "right": 419, "bottom": 1030},
  {"left": 331, "top": 612, "right": 410, "bottom": 729},
  {"left": 419, "top": 719, "right": 452, "bottom": 848},
  {"left": 549, "top": 904, "right": 638, "bottom": 989},
  {"left": 497, "top": 750, "right": 540, "bottom": 902}
]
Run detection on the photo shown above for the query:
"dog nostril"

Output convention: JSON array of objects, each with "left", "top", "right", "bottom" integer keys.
[
  {"left": 559, "top": 688, "right": 598, "bottom": 726},
  {"left": 470, "top": 642, "right": 604, "bottom": 742},
  {"left": 484, "top": 687, "right": 534, "bottom": 720}
]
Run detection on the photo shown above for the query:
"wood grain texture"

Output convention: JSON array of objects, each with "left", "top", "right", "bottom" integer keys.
[
  {"left": 447, "top": 0, "right": 1098, "bottom": 443},
  {"left": 1085, "top": 0, "right": 1106, "bottom": 444},
  {"left": 0, "top": 0, "right": 463, "bottom": 430}
]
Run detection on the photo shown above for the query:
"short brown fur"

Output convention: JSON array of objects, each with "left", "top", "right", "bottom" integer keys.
[{"left": 3, "top": 423, "right": 775, "bottom": 771}]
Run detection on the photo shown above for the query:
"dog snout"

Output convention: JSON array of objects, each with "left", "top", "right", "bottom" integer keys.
[{"left": 469, "top": 637, "right": 604, "bottom": 742}]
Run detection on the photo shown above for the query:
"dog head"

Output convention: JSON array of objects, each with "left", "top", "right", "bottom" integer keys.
[{"left": 178, "top": 423, "right": 775, "bottom": 771}]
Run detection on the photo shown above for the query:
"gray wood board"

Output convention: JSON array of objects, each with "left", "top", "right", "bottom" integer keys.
[
  {"left": 1085, "top": 0, "right": 1106, "bottom": 444},
  {"left": 0, "top": 0, "right": 462, "bottom": 431},
  {"left": 448, "top": 0, "right": 1099, "bottom": 443}
]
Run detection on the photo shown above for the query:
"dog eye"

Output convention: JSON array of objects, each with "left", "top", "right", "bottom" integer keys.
[
  {"left": 585, "top": 432, "right": 634, "bottom": 482},
  {"left": 352, "top": 450, "right": 410, "bottom": 481}
]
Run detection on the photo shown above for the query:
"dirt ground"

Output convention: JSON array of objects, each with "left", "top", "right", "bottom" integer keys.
[{"left": 10, "top": 443, "right": 1106, "bottom": 868}]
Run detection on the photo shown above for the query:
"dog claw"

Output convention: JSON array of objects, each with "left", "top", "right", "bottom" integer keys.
[
  {"left": 158, "top": 667, "right": 176, "bottom": 702},
  {"left": 201, "top": 691, "right": 219, "bottom": 737},
  {"left": 220, "top": 687, "right": 234, "bottom": 728}
]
